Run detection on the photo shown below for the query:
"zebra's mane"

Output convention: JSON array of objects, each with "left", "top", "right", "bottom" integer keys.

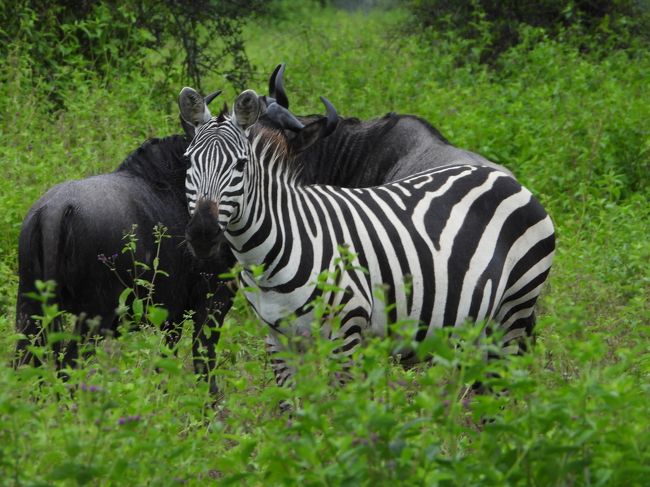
[
  {"left": 248, "top": 124, "right": 302, "bottom": 179},
  {"left": 114, "top": 135, "right": 189, "bottom": 195}
]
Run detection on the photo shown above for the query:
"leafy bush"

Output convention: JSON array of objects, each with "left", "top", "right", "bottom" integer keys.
[
  {"left": 405, "top": 0, "right": 650, "bottom": 63},
  {"left": 2, "top": 254, "right": 648, "bottom": 484},
  {"left": 0, "top": 0, "right": 266, "bottom": 99},
  {"left": 1, "top": 4, "right": 648, "bottom": 485}
]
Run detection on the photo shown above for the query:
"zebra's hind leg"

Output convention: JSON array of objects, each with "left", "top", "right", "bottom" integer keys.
[
  {"left": 470, "top": 309, "right": 535, "bottom": 398},
  {"left": 499, "top": 308, "right": 537, "bottom": 357},
  {"left": 473, "top": 310, "right": 538, "bottom": 422},
  {"left": 266, "top": 332, "right": 295, "bottom": 389}
]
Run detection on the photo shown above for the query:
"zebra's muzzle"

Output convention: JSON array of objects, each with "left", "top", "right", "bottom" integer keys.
[{"left": 185, "top": 199, "right": 226, "bottom": 261}]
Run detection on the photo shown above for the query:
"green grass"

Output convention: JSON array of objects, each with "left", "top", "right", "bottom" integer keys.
[{"left": 1, "top": 6, "right": 649, "bottom": 486}]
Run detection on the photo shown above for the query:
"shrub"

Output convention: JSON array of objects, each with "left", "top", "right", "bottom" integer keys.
[
  {"left": 0, "top": 0, "right": 267, "bottom": 98},
  {"left": 405, "top": 0, "right": 650, "bottom": 63}
]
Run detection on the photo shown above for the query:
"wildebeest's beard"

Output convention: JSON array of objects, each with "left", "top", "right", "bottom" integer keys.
[{"left": 185, "top": 198, "right": 229, "bottom": 261}]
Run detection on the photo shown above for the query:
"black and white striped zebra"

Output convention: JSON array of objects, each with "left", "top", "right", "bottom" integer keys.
[{"left": 184, "top": 90, "right": 555, "bottom": 386}]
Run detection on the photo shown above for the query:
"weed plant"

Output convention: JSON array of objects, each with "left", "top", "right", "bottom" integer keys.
[{"left": 0, "top": 4, "right": 648, "bottom": 485}]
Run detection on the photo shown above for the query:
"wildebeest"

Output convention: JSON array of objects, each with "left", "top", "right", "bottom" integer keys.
[
  {"left": 269, "top": 64, "right": 511, "bottom": 184},
  {"left": 15, "top": 124, "right": 230, "bottom": 394},
  {"left": 183, "top": 64, "right": 512, "bottom": 259}
]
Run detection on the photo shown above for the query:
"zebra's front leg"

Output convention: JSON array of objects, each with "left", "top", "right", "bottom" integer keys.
[
  {"left": 265, "top": 331, "right": 296, "bottom": 413},
  {"left": 265, "top": 313, "right": 368, "bottom": 413},
  {"left": 265, "top": 331, "right": 295, "bottom": 389},
  {"left": 329, "top": 314, "right": 368, "bottom": 386},
  {"left": 266, "top": 314, "right": 367, "bottom": 388}
]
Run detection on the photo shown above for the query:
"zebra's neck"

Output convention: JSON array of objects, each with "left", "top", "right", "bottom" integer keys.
[{"left": 225, "top": 135, "right": 306, "bottom": 273}]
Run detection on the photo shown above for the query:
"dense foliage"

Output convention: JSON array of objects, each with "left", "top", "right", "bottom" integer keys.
[
  {"left": 406, "top": 0, "right": 650, "bottom": 63},
  {"left": 0, "top": 2, "right": 648, "bottom": 485},
  {"left": 0, "top": 0, "right": 265, "bottom": 96}
]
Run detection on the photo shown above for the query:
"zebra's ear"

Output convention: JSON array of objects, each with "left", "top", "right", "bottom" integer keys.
[
  {"left": 178, "top": 87, "right": 221, "bottom": 138},
  {"left": 234, "top": 90, "right": 261, "bottom": 129}
]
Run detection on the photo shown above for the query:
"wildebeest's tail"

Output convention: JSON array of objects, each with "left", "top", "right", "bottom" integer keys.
[{"left": 14, "top": 204, "right": 76, "bottom": 367}]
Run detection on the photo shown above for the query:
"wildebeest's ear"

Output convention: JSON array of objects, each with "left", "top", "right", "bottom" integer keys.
[
  {"left": 178, "top": 87, "right": 222, "bottom": 138},
  {"left": 288, "top": 97, "right": 339, "bottom": 154}
]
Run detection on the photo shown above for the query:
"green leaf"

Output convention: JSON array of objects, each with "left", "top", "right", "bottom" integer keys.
[
  {"left": 155, "top": 358, "right": 181, "bottom": 374},
  {"left": 132, "top": 298, "right": 144, "bottom": 321},
  {"left": 47, "top": 331, "right": 78, "bottom": 345},
  {"left": 118, "top": 287, "right": 133, "bottom": 308},
  {"left": 147, "top": 306, "right": 168, "bottom": 327},
  {"left": 49, "top": 463, "right": 99, "bottom": 484}
]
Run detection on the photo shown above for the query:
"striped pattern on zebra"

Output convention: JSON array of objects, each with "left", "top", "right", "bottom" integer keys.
[{"left": 184, "top": 90, "right": 555, "bottom": 386}]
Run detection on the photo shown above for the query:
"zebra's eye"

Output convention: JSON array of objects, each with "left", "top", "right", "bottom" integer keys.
[{"left": 235, "top": 157, "right": 247, "bottom": 170}]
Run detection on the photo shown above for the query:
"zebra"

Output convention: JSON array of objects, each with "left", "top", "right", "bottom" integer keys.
[{"left": 183, "top": 89, "right": 556, "bottom": 387}]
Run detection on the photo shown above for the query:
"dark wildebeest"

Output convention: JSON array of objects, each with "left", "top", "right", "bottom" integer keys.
[
  {"left": 184, "top": 64, "right": 512, "bottom": 260},
  {"left": 15, "top": 92, "right": 230, "bottom": 394}
]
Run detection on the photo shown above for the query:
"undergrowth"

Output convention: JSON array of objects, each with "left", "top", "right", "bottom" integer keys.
[{"left": 0, "top": 4, "right": 648, "bottom": 486}]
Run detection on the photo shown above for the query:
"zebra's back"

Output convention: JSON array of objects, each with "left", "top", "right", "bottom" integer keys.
[{"left": 247, "top": 163, "right": 554, "bottom": 355}]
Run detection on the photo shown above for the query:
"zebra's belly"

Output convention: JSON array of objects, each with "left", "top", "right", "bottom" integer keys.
[
  {"left": 242, "top": 285, "right": 315, "bottom": 329},
  {"left": 242, "top": 268, "right": 375, "bottom": 337}
]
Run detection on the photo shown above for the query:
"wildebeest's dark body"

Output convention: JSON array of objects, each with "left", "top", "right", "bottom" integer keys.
[
  {"left": 15, "top": 135, "right": 230, "bottom": 391},
  {"left": 295, "top": 112, "right": 511, "bottom": 187}
]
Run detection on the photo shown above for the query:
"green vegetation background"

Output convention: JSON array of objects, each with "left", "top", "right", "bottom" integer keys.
[{"left": 0, "top": 3, "right": 648, "bottom": 485}]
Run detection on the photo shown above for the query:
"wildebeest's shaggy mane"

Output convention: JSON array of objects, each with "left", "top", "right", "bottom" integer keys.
[{"left": 115, "top": 135, "right": 189, "bottom": 194}]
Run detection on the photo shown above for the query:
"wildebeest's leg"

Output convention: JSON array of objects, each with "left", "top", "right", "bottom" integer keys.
[
  {"left": 15, "top": 294, "right": 47, "bottom": 367},
  {"left": 161, "top": 318, "right": 183, "bottom": 355},
  {"left": 15, "top": 208, "right": 45, "bottom": 368},
  {"left": 14, "top": 276, "right": 67, "bottom": 368},
  {"left": 57, "top": 313, "right": 101, "bottom": 371},
  {"left": 191, "top": 280, "right": 234, "bottom": 395}
]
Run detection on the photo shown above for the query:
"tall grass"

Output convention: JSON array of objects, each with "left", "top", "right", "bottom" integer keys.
[{"left": 0, "top": 6, "right": 648, "bottom": 485}]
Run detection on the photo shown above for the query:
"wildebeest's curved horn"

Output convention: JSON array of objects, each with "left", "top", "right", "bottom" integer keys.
[
  {"left": 266, "top": 102, "right": 305, "bottom": 132},
  {"left": 204, "top": 89, "right": 222, "bottom": 106},
  {"left": 268, "top": 63, "right": 289, "bottom": 109},
  {"left": 320, "top": 96, "right": 338, "bottom": 137},
  {"left": 268, "top": 64, "right": 281, "bottom": 99},
  {"left": 234, "top": 89, "right": 262, "bottom": 129}
]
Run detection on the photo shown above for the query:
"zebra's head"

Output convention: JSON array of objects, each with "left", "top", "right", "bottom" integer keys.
[
  {"left": 180, "top": 88, "right": 264, "bottom": 259},
  {"left": 182, "top": 87, "right": 338, "bottom": 259}
]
